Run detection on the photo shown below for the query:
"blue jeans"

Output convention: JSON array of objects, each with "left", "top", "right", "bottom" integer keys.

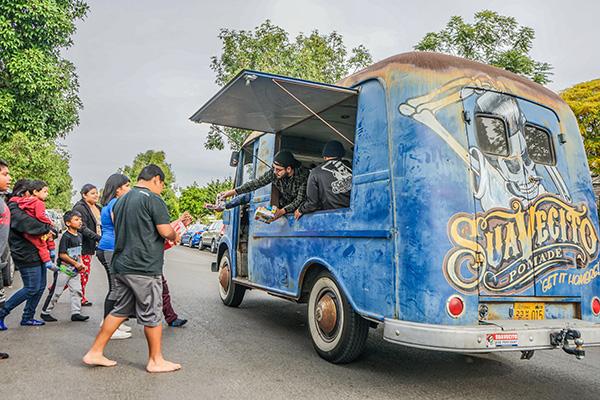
[{"left": 0, "top": 265, "right": 47, "bottom": 321}]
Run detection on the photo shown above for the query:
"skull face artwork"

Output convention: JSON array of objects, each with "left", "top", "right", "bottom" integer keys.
[
  {"left": 398, "top": 78, "right": 570, "bottom": 211},
  {"left": 470, "top": 92, "right": 547, "bottom": 210}
]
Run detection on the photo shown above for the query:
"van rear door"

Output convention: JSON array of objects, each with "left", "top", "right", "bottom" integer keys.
[
  {"left": 462, "top": 89, "right": 535, "bottom": 297},
  {"left": 462, "top": 89, "right": 599, "bottom": 299}
]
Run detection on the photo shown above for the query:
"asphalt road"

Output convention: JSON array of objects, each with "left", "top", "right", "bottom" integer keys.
[{"left": 1, "top": 246, "right": 599, "bottom": 400}]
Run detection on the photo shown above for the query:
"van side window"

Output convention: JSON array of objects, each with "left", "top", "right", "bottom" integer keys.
[
  {"left": 524, "top": 124, "right": 555, "bottom": 165},
  {"left": 475, "top": 115, "right": 510, "bottom": 157}
]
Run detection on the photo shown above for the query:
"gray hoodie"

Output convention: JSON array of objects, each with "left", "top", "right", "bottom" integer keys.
[{"left": 0, "top": 197, "right": 9, "bottom": 267}]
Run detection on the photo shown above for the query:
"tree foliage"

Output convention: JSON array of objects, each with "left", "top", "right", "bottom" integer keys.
[
  {"left": 0, "top": 132, "right": 73, "bottom": 210},
  {"left": 207, "top": 19, "right": 373, "bottom": 150},
  {"left": 178, "top": 178, "right": 233, "bottom": 222},
  {"left": 561, "top": 79, "right": 600, "bottom": 174},
  {"left": 120, "top": 150, "right": 180, "bottom": 219},
  {"left": 0, "top": 0, "right": 89, "bottom": 141},
  {"left": 414, "top": 10, "right": 552, "bottom": 84}
]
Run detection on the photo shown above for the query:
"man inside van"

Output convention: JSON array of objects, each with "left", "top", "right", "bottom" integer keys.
[
  {"left": 294, "top": 140, "right": 352, "bottom": 220},
  {"left": 219, "top": 150, "right": 309, "bottom": 221}
]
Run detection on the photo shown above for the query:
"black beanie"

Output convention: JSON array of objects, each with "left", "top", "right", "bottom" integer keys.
[
  {"left": 273, "top": 151, "right": 300, "bottom": 168},
  {"left": 322, "top": 140, "right": 345, "bottom": 158}
]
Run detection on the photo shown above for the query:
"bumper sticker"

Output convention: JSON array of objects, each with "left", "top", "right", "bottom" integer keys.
[{"left": 486, "top": 333, "right": 519, "bottom": 348}]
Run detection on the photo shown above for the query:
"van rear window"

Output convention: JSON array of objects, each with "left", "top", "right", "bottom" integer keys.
[
  {"left": 475, "top": 115, "right": 510, "bottom": 157},
  {"left": 524, "top": 124, "right": 555, "bottom": 165}
]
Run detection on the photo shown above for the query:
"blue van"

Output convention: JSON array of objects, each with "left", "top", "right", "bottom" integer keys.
[{"left": 191, "top": 52, "right": 600, "bottom": 363}]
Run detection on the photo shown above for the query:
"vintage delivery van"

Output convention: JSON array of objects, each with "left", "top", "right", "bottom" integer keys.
[{"left": 191, "top": 52, "right": 600, "bottom": 363}]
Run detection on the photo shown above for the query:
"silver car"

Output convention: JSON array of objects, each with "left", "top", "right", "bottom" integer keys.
[{"left": 199, "top": 220, "right": 224, "bottom": 253}]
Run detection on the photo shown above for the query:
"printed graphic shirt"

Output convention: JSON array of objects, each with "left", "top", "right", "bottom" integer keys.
[
  {"left": 58, "top": 231, "right": 82, "bottom": 275},
  {"left": 235, "top": 166, "right": 310, "bottom": 213},
  {"left": 299, "top": 159, "right": 352, "bottom": 214}
]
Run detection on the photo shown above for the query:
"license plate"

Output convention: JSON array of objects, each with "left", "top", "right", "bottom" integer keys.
[{"left": 513, "top": 302, "right": 545, "bottom": 320}]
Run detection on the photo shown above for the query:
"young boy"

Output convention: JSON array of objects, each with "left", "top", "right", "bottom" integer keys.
[
  {"left": 10, "top": 180, "right": 56, "bottom": 270},
  {"left": 41, "top": 210, "right": 89, "bottom": 322}
]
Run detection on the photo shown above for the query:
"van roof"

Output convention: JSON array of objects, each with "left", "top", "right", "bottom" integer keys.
[{"left": 337, "top": 51, "right": 564, "bottom": 107}]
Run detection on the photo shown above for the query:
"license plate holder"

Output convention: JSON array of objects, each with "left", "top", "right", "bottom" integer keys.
[{"left": 513, "top": 302, "right": 545, "bottom": 320}]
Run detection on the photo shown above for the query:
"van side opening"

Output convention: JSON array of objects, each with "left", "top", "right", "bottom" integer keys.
[{"left": 271, "top": 95, "right": 358, "bottom": 210}]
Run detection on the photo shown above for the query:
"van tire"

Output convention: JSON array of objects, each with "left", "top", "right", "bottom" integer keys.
[
  {"left": 211, "top": 239, "right": 218, "bottom": 254},
  {"left": 307, "top": 271, "right": 369, "bottom": 363},
  {"left": 218, "top": 253, "right": 245, "bottom": 307}
]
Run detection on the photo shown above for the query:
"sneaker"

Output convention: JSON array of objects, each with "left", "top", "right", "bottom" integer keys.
[
  {"left": 168, "top": 318, "right": 188, "bottom": 327},
  {"left": 0, "top": 352, "right": 8, "bottom": 359},
  {"left": 0, "top": 319, "right": 6, "bottom": 331},
  {"left": 41, "top": 313, "right": 58, "bottom": 322},
  {"left": 20, "top": 319, "right": 45, "bottom": 326},
  {"left": 71, "top": 314, "right": 90, "bottom": 322},
  {"left": 110, "top": 329, "right": 132, "bottom": 340},
  {"left": 118, "top": 323, "right": 132, "bottom": 333}
]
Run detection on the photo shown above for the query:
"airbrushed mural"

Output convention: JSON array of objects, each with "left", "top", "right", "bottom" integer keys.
[{"left": 400, "top": 76, "right": 600, "bottom": 296}]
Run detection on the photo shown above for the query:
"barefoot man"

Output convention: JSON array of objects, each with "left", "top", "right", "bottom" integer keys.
[{"left": 83, "top": 164, "right": 182, "bottom": 373}]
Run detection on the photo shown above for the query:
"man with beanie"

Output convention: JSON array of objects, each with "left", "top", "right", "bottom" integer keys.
[
  {"left": 220, "top": 150, "right": 309, "bottom": 220},
  {"left": 295, "top": 140, "right": 352, "bottom": 219}
]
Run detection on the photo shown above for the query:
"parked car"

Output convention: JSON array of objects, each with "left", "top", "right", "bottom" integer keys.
[
  {"left": 180, "top": 224, "right": 205, "bottom": 248},
  {"left": 46, "top": 209, "right": 65, "bottom": 233},
  {"left": 199, "top": 220, "right": 224, "bottom": 253},
  {"left": 0, "top": 247, "right": 14, "bottom": 305}
]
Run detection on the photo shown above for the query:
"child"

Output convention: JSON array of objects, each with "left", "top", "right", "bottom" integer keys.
[
  {"left": 41, "top": 210, "right": 89, "bottom": 322},
  {"left": 10, "top": 180, "right": 56, "bottom": 270}
]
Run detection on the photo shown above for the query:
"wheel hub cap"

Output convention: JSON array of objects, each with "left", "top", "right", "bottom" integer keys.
[
  {"left": 316, "top": 294, "right": 337, "bottom": 334},
  {"left": 219, "top": 265, "right": 230, "bottom": 292}
]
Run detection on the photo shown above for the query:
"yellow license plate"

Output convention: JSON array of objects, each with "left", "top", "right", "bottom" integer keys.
[{"left": 513, "top": 302, "right": 545, "bottom": 320}]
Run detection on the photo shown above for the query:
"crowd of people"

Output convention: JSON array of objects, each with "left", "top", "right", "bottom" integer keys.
[
  {"left": 0, "top": 161, "right": 187, "bottom": 372},
  {"left": 0, "top": 138, "right": 351, "bottom": 369}
]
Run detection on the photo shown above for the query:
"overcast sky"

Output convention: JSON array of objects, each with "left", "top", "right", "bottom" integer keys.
[{"left": 63, "top": 0, "right": 600, "bottom": 194}]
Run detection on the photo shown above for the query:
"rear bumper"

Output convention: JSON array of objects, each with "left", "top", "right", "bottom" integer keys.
[{"left": 383, "top": 318, "right": 600, "bottom": 353}]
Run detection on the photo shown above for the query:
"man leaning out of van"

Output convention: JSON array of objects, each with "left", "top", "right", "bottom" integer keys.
[
  {"left": 294, "top": 140, "right": 352, "bottom": 220},
  {"left": 219, "top": 151, "right": 309, "bottom": 221}
]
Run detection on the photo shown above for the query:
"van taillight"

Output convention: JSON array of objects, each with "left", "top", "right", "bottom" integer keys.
[
  {"left": 592, "top": 297, "right": 600, "bottom": 316},
  {"left": 220, "top": 225, "right": 226, "bottom": 235},
  {"left": 447, "top": 295, "right": 465, "bottom": 318}
]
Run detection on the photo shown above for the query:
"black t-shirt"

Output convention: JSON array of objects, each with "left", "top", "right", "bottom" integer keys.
[
  {"left": 111, "top": 186, "right": 171, "bottom": 276},
  {"left": 58, "top": 231, "right": 82, "bottom": 269}
]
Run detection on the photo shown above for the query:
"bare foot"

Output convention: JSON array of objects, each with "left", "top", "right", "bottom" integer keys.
[
  {"left": 146, "top": 359, "right": 182, "bottom": 373},
  {"left": 83, "top": 352, "right": 117, "bottom": 367}
]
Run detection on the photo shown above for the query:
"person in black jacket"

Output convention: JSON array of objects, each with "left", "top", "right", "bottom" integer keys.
[
  {"left": 295, "top": 140, "right": 352, "bottom": 219},
  {"left": 0, "top": 178, "right": 53, "bottom": 330},
  {"left": 72, "top": 184, "right": 102, "bottom": 307}
]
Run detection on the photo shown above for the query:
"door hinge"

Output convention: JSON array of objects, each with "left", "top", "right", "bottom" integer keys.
[{"left": 462, "top": 110, "right": 471, "bottom": 124}]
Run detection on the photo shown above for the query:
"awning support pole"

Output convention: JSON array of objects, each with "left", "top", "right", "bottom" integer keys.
[{"left": 272, "top": 79, "right": 355, "bottom": 146}]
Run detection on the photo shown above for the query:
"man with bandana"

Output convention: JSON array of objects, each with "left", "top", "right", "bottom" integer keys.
[{"left": 220, "top": 150, "right": 309, "bottom": 220}]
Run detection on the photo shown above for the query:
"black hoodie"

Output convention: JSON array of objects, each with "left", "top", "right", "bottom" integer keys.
[{"left": 72, "top": 199, "right": 101, "bottom": 255}]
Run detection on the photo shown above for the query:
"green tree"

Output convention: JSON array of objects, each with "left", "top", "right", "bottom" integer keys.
[
  {"left": 561, "top": 79, "right": 600, "bottom": 174},
  {"left": 414, "top": 10, "right": 552, "bottom": 84},
  {"left": 207, "top": 19, "right": 372, "bottom": 150},
  {"left": 0, "top": 0, "right": 89, "bottom": 141},
  {"left": 0, "top": 132, "right": 73, "bottom": 210},
  {"left": 179, "top": 178, "right": 233, "bottom": 221},
  {"left": 120, "top": 150, "right": 180, "bottom": 218}
]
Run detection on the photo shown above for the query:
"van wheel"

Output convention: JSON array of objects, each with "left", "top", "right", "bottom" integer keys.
[
  {"left": 218, "top": 253, "right": 246, "bottom": 307},
  {"left": 307, "top": 272, "right": 370, "bottom": 363},
  {"left": 211, "top": 239, "right": 218, "bottom": 253}
]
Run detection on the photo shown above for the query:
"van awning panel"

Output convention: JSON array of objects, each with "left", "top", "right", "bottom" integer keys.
[{"left": 190, "top": 70, "right": 358, "bottom": 133}]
